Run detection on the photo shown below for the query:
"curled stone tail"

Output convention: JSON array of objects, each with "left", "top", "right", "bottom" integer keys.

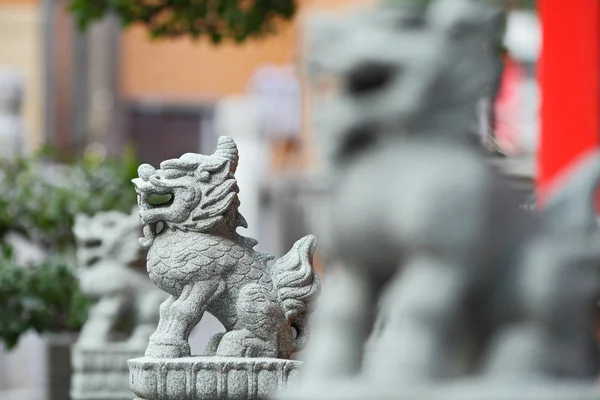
[{"left": 271, "top": 235, "right": 321, "bottom": 353}]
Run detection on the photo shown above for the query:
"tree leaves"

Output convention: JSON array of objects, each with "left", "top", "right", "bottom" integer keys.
[
  {"left": 69, "top": 0, "right": 298, "bottom": 44},
  {"left": 0, "top": 249, "right": 91, "bottom": 350}
]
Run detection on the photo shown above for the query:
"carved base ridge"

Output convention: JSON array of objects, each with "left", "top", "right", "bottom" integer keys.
[
  {"left": 128, "top": 356, "right": 302, "bottom": 400},
  {"left": 71, "top": 343, "right": 145, "bottom": 400}
]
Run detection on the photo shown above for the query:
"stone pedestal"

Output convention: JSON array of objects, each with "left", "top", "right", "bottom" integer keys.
[
  {"left": 128, "top": 357, "right": 301, "bottom": 400},
  {"left": 279, "top": 381, "right": 600, "bottom": 400},
  {"left": 46, "top": 333, "right": 79, "bottom": 400},
  {"left": 71, "top": 344, "right": 145, "bottom": 400}
]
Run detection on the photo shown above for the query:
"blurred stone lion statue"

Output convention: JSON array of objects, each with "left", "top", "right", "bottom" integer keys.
[{"left": 73, "top": 207, "right": 166, "bottom": 347}]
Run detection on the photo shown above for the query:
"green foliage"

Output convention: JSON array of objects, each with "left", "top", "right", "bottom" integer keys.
[
  {"left": 0, "top": 148, "right": 139, "bottom": 252},
  {"left": 0, "top": 245, "right": 28, "bottom": 349},
  {"left": 27, "top": 257, "right": 91, "bottom": 334},
  {"left": 0, "top": 246, "right": 90, "bottom": 349},
  {"left": 69, "top": 0, "right": 297, "bottom": 44},
  {"left": 0, "top": 148, "right": 138, "bottom": 349}
]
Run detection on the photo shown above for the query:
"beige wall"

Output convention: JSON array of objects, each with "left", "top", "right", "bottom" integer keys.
[
  {"left": 120, "top": 24, "right": 297, "bottom": 100},
  {"left": 0, "top": 3, "right": 42, "bottom": 151},
  {"left": 0, "top": 0, "right": 376, "bottom": 151},
  {"left": 120, "top": 0, "right": 376, "bottom": 101},
  {"left": 0, "top": 0, "right": 36, "bottom": 4}
]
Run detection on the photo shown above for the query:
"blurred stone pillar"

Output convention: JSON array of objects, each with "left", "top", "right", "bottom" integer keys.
[
  {"left": 0, "top": 67, "right": 25, "bottom": 158},
  {"left": 44, "top": 0, "right": 76, "bottom": 158},
  {"left": 42, "top": 0, "right": 121, "bottom": 158},
  {"left": 84, "top": 13, "right": 122, "bottom": 158}
]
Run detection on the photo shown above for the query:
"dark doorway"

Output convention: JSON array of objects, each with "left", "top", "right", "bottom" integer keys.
[{"left": 123, "top": 101, "right": 216, "bottom": 166}]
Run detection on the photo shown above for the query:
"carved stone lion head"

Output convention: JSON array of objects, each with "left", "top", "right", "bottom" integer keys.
[{"left": 132, "top": 136, "right": 247, "bottom": 249}]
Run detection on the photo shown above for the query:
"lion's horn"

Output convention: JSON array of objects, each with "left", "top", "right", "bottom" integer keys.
[{"left": 214, "top": 136, "right": 239, "bottom": 173}]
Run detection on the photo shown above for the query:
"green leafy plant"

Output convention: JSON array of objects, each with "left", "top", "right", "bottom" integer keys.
[
  {"left": 0, "top": 148, "right": 139, "bottom": 252},
  {"left": 0, "top": 245, "right": 29, "bottom": 349},
  {"left": 0, "top": 148, "right": 138, "bottom": 349},
  {"left": 0, "top": 246, "right": 90, "bottom": 350},
  {"left": 27, "top": 258, "right": 90, "bottom": 335},
  {"left": 69, "top": 0, "right": 297, "bottom": 44}
]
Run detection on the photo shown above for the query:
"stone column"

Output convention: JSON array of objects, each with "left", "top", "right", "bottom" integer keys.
[
  {"left": 83, "top": 12, "right": 121, "bottom": 158},
  {"left": 0, "top": 67, "right": 25, "bottom": 158}
]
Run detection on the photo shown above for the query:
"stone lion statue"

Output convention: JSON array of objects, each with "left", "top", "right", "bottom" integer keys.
[
  {"left": 132, "top": 136, "right": 320, "bottom": 359},
  {"left": 73, "top": 207, "right": 166, "bottom": 347},
  {"left": 278, "top": 2, "right": 600, "bottom": 399}
]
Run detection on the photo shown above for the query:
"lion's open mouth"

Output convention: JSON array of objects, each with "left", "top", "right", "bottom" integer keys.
[
  {"left": 86, "top": 256, "right": 101, "bottom": 267},
  {"left": 147, "top": 192, "right": 174, "bottom": 208}
]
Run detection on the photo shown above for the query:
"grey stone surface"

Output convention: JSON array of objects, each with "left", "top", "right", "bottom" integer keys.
[
  {"left": 129, "top": 136, "right": 320, "bottom": 398},
  {"left": 129, "top": 356, "right": 301, "bottom": 400},
  {"left": 279, "top": 1, "right": 600, "bottom": 399},
  {"left": 305, "top": 0, "right": 505, "bottom": 164},
  {"left": 72, "top": 208, "right": 167, "bottom": 400},
  {"left": 279, "top": 381, "right": 600, "bottom": 400}
]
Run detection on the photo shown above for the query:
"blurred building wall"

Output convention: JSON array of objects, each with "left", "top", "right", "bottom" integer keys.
[
  {"left": 0, "top": 0, "right": 375, "bottom": 153},
  {"left": 120, "top": 0, "right": 376, "bottom": 101},
  {"left": 120, "top": 24, "right": 297, "bottom": 100},
  {"left": 0, "top": 0, "right": 42, "bottom": 152}
]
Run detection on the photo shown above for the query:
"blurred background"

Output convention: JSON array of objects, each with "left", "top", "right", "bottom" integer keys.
[{"left": 0, "top": 0, "right": 539, "bottom": 399}]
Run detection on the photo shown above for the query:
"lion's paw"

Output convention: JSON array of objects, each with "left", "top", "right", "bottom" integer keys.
[{"left": 216, "top": 330, "right": 277, "bottom": 358}]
